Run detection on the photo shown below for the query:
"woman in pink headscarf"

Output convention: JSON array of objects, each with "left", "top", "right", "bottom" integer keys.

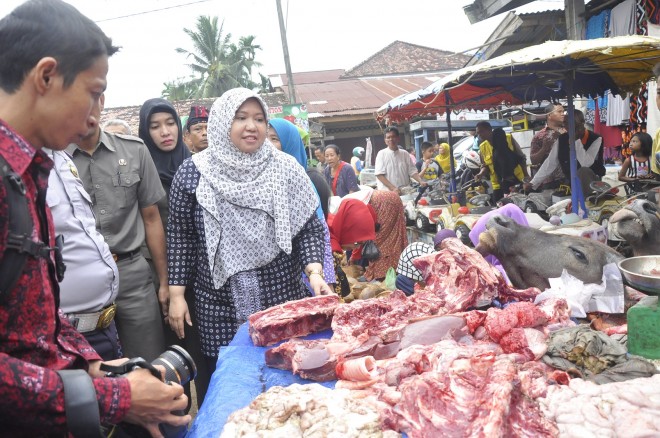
[{"left": 469, "top": 203, "right": 528, "bottom": 283}]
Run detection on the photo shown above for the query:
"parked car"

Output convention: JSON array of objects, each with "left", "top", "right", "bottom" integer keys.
[{"left": 452, "top": 135, "right": 476, "bottom": 168}]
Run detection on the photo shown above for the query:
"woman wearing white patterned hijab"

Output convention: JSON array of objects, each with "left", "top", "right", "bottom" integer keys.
[{"left": 167, "top": 88, "right": 331, "bottom": 363}]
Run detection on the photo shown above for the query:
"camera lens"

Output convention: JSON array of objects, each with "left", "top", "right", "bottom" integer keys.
[{"left": 151, "top": 345, "right": 197, "bottom": 385}]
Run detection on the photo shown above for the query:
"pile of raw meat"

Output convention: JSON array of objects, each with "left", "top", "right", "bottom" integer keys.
[
  {"left": 539, "top": 374, "right": 660, "bottom": 436},
  {"left": 221, "top": 383, "right": 401, "bottom": 437},
  {"left": 244, "top": 238, "right": 660, "bottom": 437}
]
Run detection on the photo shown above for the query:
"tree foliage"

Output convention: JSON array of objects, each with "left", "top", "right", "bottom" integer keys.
[
  {"left": 171, "top": 16, "right": 263, "bottom": 98},
  {"left": 162, "top": 77, "right": 199, "bottom": 101}
]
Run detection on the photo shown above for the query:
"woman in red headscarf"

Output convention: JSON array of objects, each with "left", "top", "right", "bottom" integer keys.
[
  {"left": 328, "top": 199, "right": 377, "bottom": 297},
  {"left": 362, "top": 191, "right": 408, "bottom": 281}
]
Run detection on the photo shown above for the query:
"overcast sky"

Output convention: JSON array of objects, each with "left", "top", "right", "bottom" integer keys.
[{"left": 0, "top": 0, "right": 564, "bottom": 108}]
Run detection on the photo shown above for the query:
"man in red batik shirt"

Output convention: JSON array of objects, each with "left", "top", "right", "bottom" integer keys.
[{"left": 0, "top": 0, "right": 190, "bottom": 436}]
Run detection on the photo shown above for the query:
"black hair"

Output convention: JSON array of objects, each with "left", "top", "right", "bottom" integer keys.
[
  {"left": 491, "top": 128, "right": 523, "bottom": 180},
  {"left": 421, "top": 141, "right": 434, "bottom": 152},
  {"left": 314, "top": 146, "right": 325, "bottom": 153},
  {"left": 631, "top": 132, "right": 653, "bottom": 157},
  {"left": 324, "top": 144, "right": 341, "bottom": 156},
  {"left": 476, "top": 121, "right": 492, "bottom": 131},
  {"left": 385, "top": 126, "right": 400, "bottom": 136},
  {"left": 545, "top": 103, "right": 562, "bottom": 114},
  {"left": 306, "top": 168, "right": 331, "bottom": 217},
  {"left": 0, "top": 0, "right": 119, "bottom": 93}
]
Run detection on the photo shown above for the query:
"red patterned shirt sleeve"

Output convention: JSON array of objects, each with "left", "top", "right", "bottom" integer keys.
[
  {"left": 57, "top": 311, "right": 103, "bottom": 362},
  {"left": 95, "top": 376, "right": 132, "bottom": 425},
  {"left": 0, "top": 353, "right": 131, "bottom": 432},
  {"left": 0, "top": 126, "right": 133, "bottom": 435}
]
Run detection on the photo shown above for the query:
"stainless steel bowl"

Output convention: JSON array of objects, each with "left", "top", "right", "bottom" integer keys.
[{"left": 618, "top": 256, "right": 660, "bottom": 296}]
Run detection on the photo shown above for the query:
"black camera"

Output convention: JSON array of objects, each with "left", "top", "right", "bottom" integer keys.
[{"left": 101, "top": 345, "right": 197, "bottom": 437}]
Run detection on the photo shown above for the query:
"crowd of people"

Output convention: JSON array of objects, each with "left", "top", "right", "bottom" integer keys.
[{"left": 1, "top": 1, "right": 660, "bottom": 437}]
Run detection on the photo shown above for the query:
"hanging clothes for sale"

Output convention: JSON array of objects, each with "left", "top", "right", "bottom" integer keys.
[
  {"left": 607, "top": 91, "right": 631, "bottom": 126},
  {"left": 629, "top": 84, "right": 648, "bottom": 129},
  {"left": 645, "top": 0, "right": 660, "bottom": 24},
  {"left": 585, "top": 10, "right": 610, "bottom": 126},
  {"left": 609, "top": 0, "right": 636, "bottom": 36},
  {"left": 627, "top": 0, "right": 652, "bottom": 129}
]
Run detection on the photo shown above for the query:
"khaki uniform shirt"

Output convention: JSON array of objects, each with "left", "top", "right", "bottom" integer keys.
[{"left": 67, "top": 131, "right": 165, "bottom": 254}]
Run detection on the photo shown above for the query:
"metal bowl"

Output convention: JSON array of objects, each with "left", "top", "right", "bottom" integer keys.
[{"left": 618, "top": 256, "right": 660, "bottom": 296}]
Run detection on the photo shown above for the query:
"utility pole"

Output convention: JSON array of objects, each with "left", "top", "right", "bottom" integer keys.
[
  {"left": 565, "top": 0, "right": 585, "bottom": 40},
  {"left": 276, "top": 0, "right": 296, "bottom": 104}
]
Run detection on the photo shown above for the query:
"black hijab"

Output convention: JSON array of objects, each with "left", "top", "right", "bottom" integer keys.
[
  {"left": 491, "top": 128, "right": 523, "bottom": 180},
  {"left": 138, "top": 98, "right": 191, "bottom": 188}
]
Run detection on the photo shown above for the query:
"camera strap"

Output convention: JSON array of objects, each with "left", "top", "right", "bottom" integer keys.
[
  {"left": 56, "top": 369, "right": 103, "bottom": 438},
  {"left": 100, "top": 357, "right": 162, "bottom": 380}
]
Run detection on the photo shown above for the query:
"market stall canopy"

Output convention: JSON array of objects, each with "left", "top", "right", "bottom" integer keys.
[{"left": 377, "top": 35, "right": 660, "bottom": 124}]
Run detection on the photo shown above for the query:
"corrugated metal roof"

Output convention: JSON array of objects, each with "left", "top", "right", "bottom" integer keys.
[
  {"left": 467, "top": 10, "right": 566, "bottom": 65},
  {"left": 280, "top": 74, "right": 442, "bottom": 119},
  {"left": 269, "top": 69, "right": 345, "bottom": 86},
  {"left": 464, "top": 0, "right": 629, "bottom": 63},
  {"left": 266, "top": 41, "right": 468, "bottom": 119}
]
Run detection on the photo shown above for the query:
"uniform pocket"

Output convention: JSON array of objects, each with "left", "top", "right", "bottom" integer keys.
[{"left": 112, "top": 172, "right": 141, "bottom": 208}]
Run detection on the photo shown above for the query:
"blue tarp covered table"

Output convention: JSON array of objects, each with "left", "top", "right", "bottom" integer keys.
[{"left": 186, "top": 323, "right": 334, "bottom": 437}]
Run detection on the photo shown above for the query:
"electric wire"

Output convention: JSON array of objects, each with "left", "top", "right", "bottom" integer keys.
[{"left": 96, "top": 0, "right": 213, "bottom": 23}]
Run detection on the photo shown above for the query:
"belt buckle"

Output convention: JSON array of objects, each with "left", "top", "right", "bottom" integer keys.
[{"left": 96, "top": 304, "right": 116, "bottom": 330}]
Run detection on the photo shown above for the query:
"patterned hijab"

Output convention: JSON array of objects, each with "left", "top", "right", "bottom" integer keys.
[
  {"left": 269, "top": 117, "right": 325, "bottom": 221},
  {"left": 192, "top": 88, "right": 318, "bottom": 289}
]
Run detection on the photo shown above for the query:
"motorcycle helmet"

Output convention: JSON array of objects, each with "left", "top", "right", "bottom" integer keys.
[
  {"left": 353, "top": 146, "right": 365, "bottom": 157},
  {"left": 463, "top": 150, "right": 481, "bottom": 169}
]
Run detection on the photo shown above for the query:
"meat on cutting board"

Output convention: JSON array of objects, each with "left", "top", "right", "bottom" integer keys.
[{"left": 248, "top": 294, "right": 340, "bottom": 346}]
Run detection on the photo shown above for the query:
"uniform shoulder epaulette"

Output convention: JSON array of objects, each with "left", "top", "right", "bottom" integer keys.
[{"left": 113, "top": 133, "right": 144, "bottom": 143}]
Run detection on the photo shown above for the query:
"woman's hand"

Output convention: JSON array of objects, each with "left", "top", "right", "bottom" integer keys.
[
  {"left": 308, "top": 274, "right": 333, "bottom": 296},
  {"left": 168, "top": 294, "right": 191, "bottom": 339}
]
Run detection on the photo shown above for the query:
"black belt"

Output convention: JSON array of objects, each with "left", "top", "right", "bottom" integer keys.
[{"left": 112, "top": 249, "right": 141, "bottom": 262}]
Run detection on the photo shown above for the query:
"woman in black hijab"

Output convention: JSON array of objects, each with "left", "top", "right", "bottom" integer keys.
[
  {"left": 138, "top": 98, "right": 191, "bottom": 191},
  {"left": 138, "top": 98, "right": 209, "bottom": 409}
]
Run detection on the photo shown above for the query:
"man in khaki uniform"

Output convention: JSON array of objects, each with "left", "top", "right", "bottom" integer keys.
[{"left": 68, "top": 94, "right": 166, "bottom": 361}]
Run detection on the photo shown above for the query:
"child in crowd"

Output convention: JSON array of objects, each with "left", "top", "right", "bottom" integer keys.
[
  {"left": 395, "top": 229, "right": 457, "bottom": 295},
  {"left": 420, "top": 141, "right": 442, "bottom": 184},
  {"left": 619, "top": 132, "right": 655, "bottom": 193}
]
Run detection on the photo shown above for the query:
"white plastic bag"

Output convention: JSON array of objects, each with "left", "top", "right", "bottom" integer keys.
[
  {"left": 534, "top": 263, "right": 624, "bottom": 317},
  {"left": 328, "top": 188, "right": 374, "bottom": 215}
]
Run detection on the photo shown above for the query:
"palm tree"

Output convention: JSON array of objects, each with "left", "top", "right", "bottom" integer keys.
[
  {"left": 176, "top": 16, "right": 263, "bottom": 97},
  {"left": 257, "top": 73, "right": 273, "bottom": 93},
  {"left": 161, "top": 78, "right": 199, "bottom": 101}
]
